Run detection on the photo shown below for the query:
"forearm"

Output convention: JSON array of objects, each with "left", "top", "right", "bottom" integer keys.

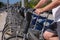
[
  {"left": 42, "top": 0, "right": 60, "bottom": 12},
  {"left": 34, "top": 0, "right": 48, "bottom": 9}
]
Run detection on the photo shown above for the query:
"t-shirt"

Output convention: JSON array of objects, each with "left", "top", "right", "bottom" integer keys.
[
  {"left": 52, "top": 0, "right": 60, "bottom": 22},
  {"left": 52, "top": 5, "right": 60, "bottom": 22}
]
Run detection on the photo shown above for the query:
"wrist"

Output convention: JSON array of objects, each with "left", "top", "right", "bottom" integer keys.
[
  {"left": 40, "top": 8, "right": 45, "bottom": 13},
  {"left": 34, "top": 6, "right": 37, "bottom": 8},
  {"left": 42, "top": 8, "right": 45, "bottom": 12}
]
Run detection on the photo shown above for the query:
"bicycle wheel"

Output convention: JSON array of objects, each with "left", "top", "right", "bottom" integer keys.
[
  {"left": 6, "top": 36, "right": 23, "bottom": 40},
  {"left": 2, "top": 23, "right": 12, "bottom": 40},
  {"left": 2, "top": 23, "right": 24, "bottom": 40},
  {"left": 2, "top": 26, "right": 14, "bottom": 40}
]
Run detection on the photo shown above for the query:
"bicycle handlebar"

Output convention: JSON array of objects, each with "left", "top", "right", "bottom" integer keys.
[
  {"left": 19, "top": 8, "right": 52, "bottom": 18},
  {"left": 26, "top": 9, "right": 43, "bottom": 16},
  {"left": 26, "top": 8, "right": 52, "bottom": 16}
]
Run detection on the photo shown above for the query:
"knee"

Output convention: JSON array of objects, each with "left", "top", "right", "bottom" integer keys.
[{"left": 43, "top": 31, "right": 54, "bottom": 40}]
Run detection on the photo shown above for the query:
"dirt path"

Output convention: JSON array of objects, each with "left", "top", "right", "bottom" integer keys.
[{"left": 0, "top": 11, "right": 7, "bottom": 40}]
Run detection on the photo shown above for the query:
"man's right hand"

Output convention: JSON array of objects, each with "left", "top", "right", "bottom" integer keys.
[{"left": 34, "top": 8, "right": 44, "bottom": 15}]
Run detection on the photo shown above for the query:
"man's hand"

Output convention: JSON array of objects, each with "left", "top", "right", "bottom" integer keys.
[{"left": 34, "top": 8, "right": 44, "bottom": 15}]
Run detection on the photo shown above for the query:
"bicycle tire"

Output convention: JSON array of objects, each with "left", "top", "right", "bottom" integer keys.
[
  {"left": 6, "top": 36, "right": 23, "bottom": 40},
  {"left": 2, "top": 23, "right": 24, "bottom": 40},
  {"left": 2, "top": 24, "right": 12, "bottom": 40}
]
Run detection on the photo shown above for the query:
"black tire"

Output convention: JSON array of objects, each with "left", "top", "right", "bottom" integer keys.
[
  {"left": 2, "top": 23, "right": 12, "bottom": 40},
  {"left": 2, "top": 22, "right": 25, "bottom": 40},
  {"left": 6, "top": 36, "right": 23, "bottom": 40}
]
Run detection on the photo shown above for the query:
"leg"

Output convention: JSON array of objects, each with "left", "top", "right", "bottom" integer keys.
[
  {"left": 43, "top": 31, "right": 55, "bottom": 40},
  {"left": 43, "top": 30, "right": 59, "bottom": 40},
  {"left": 49, "top": 37, "right": 59, "bottom": 40}
]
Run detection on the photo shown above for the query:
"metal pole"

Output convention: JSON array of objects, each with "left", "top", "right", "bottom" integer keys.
[
  {"left": 7, "top": 0, "right": 9, "bottom": 9},
  {"left": 21, "top": 0, "right": 25, "bottom": 7}
]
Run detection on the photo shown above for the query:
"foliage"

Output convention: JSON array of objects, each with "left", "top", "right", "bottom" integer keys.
[
  {"left": 25, "top": 0, "right": 52, "bottom": 8},
  {"left": 19, "top": 0, "right": 52, "bottom": 8},
  {"left": 25, "top": 0, "right": 40, "bottom": 8},
  {"left": 0, "top": 2, "right": 4, "bottom": 8}
]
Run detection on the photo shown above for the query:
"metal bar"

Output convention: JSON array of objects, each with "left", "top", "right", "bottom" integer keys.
[
  {"left": 7, "top": 0, "right": 9, "bottom": 9},
  {"left": 21, "top": 0, "right": 25, "bottom": 7}
]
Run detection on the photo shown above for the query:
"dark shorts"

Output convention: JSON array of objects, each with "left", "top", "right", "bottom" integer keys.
[
  {"left": 56, "top": 22, "right": 60, "bottom": 39},
  {"left": 45, "top": 22, "right": 60, "bottom": 36}
]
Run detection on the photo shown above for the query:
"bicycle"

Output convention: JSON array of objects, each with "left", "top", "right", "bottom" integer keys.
[{"left": 2, "top": 7, "right": 25, "bottom": 40}]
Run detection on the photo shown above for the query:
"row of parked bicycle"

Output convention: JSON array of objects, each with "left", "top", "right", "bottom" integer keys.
[{"left": 2, "top": 7, "right": 53, "bottom": 40}]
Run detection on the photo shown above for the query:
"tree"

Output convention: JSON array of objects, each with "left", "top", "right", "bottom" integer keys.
[
  {"left": 25, "top": 0, "right": 40, "bottom": 8},
  {"left": 19, "top": 0, "right": 52, "bottom": 8},
  {"left": 0, "top": 2, "right": 4, "bottom": 8}
]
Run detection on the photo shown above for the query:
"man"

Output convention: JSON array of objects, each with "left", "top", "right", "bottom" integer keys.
[{"left": 34, "top": 0, "right": 60, "bottom": 40}]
